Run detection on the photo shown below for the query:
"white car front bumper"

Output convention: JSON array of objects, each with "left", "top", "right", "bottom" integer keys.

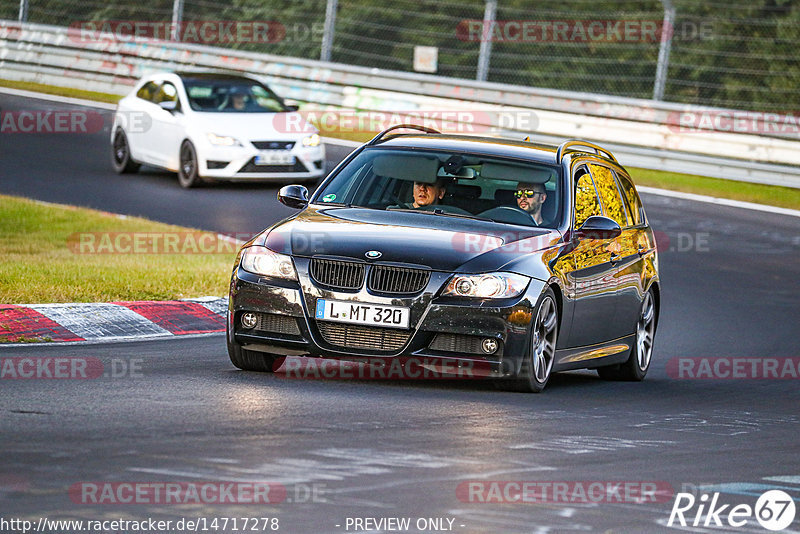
[{"left": 199, "top": 143, "right": 326, "bottom": 181}]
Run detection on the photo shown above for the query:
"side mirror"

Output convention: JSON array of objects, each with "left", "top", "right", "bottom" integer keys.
[
  {"left": 158, "top": 100, "right": 178, "bottom": 113},
  {"left": 575, "top": 216, "right": 621, "bottom": 240},
  {"left": 283, "top": 99, "right": 300, "bottom": 112},
  {"left": 278, "top": 185, "right": 309, "bottom": 209}
]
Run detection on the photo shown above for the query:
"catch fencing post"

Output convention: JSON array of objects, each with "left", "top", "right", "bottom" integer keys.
[
  {"left": 320, "top": 0, "right": 338, "bottom": 62},
  {"left": 653, "top": 0, "right": 675, "bottom": 101},
  {"left": 171, "top": 0, "right": 184, "bottom": 42},
  {"left": 476, "top": 0, "right": 497, "bottom": 81},
  {"left": 18, "top": 0, "right": 28, "bottom": 22}
]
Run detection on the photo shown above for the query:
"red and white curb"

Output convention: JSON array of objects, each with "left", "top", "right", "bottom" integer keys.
[{"left": 0, "top": 297, "right": 227, "bottom": 344}]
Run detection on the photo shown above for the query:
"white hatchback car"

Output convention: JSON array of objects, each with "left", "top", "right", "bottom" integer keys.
[{"left": 111, "top": 71, "right": 325, "bottom": 188}]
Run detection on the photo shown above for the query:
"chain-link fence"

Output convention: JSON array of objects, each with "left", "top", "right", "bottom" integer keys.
[{"left": 5, "top": 0, "right": 799, "bottom": 112}]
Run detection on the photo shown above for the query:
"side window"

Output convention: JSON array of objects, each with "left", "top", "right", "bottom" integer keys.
[
  {"left": 136, "top": 81, "right": 159, "bottom": 102},
  {"left": 616, "top": 172, "right": 644, "bottom": 226},
  {"left": 574, "top": 169, "right": 602, "bottom": 228},
  {"left": 153, "top": 82, "right": 179, "bottom": 105},
  {"left": 589, "top": 164, "right": 628, "bottom": 227}
]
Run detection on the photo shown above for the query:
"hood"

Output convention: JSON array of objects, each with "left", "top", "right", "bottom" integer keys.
[
  {"left": 187, "top": 111, "right": 315, "bottom": 141},
  {"left": 261, "top": 207, "right": 561, "bottom": 273}
]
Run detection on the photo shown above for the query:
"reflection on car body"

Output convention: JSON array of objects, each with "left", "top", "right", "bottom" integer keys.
[{"left": 227, "top": 125, "right": 660, "bottom": 392}]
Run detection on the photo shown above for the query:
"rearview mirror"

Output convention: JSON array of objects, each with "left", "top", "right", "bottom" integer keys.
[
  {"left": 575, "top": 216, "right": 621, "bottom": 240},
  {"left": 278, "top": 185, "right": 309, "bottom": 209}
]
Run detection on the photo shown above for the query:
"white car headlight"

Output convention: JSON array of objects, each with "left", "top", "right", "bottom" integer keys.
[
  {"left": 443, "top": 272, "right": 529, "bottom": 298},
  {"left": 302, "top": 133, "right": 321, "bottom": 147},
  {"left": 240, "top": 246, "right": 297, "bottom": 280},
  {"left": 207, "top": 133, "right": 242, "bottom": 147}
]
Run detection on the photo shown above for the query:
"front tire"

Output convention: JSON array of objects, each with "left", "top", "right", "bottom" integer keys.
[
  {"left": 597, "top": 288, "right": 656, "bottom": 381},
  {"left": 499, "top": 287, "right": 559, "bottom": 393},
  {"left": 178, "top": 140, "right": 204, "bottom": 188},
  {"left": 111, "top": 129, "right": 140, "bottom": 174},
  {"left": 227, "top": 340, "right": 286, "bottom": 372}
]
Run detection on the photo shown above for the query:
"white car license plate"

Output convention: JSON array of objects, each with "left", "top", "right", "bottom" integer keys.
[
  {"left": 315, "top": 299, "right": 410, "bottom": 329},
  {"left": 255, "top": 151, "right": 295, "bottom": 165}
]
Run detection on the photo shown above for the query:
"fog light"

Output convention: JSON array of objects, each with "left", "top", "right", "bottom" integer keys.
[
  {"left": 481, "top": 338, "right": 498, "bottom": 354},
  {"left": 241, "top": 312, "right": 257, "bottom": 329}
]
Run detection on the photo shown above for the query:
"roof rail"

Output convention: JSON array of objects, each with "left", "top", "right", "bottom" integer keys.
[
  {"left": 367, "top": 124, "right": 441, "bottom": 145},
  {"left": 556, "top": 140, "right": 617, "bottom": 164}
]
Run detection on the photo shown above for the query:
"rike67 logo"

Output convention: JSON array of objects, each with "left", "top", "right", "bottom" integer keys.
[{"left": 668, "top": 490, "right": 796, "bottom": 531}]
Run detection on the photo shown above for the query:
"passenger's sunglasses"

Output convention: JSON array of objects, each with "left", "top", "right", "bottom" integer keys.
[{"left": 514, "top": 189, "right": 544, "bottom": 199}]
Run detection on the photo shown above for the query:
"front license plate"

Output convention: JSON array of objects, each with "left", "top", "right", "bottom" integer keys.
[
  {"left": 255, "top": 151, "right": 295, "bottom": 165},
  {"left": 315, "top": 299, "right": 410, "bottom": 329}
]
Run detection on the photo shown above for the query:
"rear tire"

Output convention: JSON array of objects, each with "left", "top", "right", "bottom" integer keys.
[
  {"left": 597, "top": 288, "right": 656, "bottom": 381},
  {"left": 111, "top": 129, "right": 140, "bottom": 174},
  {"left": 178, "top": 140, "right": 204, "bottom": 188},
  {"left": 497, "top": 287, "right": 559, "bottom": 393},
  {"left": 227, "top": 341, "right": 286, "bottom": 372}
]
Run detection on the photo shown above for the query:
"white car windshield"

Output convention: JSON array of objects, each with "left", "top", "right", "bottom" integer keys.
[{"left": 184, "top": 79, "right": 289, "bottom": 113}]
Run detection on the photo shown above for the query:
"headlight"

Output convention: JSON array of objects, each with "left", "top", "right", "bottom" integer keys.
[
  {"left": 207, "top": 133, "right": 241, "bottom": 146},
  {"left": 443, "top": 272, "right": 529, "bottom": 298},
  {"left": 302, "top": 133, "right": 321, "bottom": 147},
  {"left": 240, "top": 246, "right": 297, "bottom": 280}
]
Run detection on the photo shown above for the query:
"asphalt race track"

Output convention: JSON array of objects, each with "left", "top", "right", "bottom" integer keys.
[{"left": 2, "top": 93, "right": 800, "bottom": 533}]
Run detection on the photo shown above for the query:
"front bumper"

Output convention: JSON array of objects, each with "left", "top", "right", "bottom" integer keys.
[
  {"left": 228, "top": 262, "right": 546, "bottom": 378},
  {"left": 199, "top": 143, "right": 325, "bottom": 180}
]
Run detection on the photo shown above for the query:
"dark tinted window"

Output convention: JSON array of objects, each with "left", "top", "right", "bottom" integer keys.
[
  {"left": 153, "top": 82, "right": 178, "bottom": 105},
  {"left": 183, "top": 79, "right": 287, "bottom": 113},
  {"left": 590, "top": 164, "right": 628, "bottom": 227},
  {"left": 574, "top": 169, "right": 602, "bottom": 228},
  {"left": 315, "top": 148, "right": 562, "bottom": 228},
  {"left": 136, "top": 81, "right": 160, "bottom": 102},
  {"left": 616, "top": 172, "right": 644, "bottom": 226}
]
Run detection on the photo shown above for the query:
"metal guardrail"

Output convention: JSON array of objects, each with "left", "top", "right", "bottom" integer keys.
[{"left": 2, "top": 20, "right": 799, "bottom": 188}]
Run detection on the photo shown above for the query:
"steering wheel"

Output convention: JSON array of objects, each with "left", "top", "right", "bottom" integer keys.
[{"left": 477, "top": 206, "right": 538, "bottom": 226}]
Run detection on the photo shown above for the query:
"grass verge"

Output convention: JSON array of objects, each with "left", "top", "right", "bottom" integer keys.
[
  {"left": 627, "top": 167, "right": 800, "bottom": 210},
  {"left": 0, "top": 194, "right": 235, "bottom": 304},
  {"left": 0, "top": 78, "right": 121, "bottom": 104}
]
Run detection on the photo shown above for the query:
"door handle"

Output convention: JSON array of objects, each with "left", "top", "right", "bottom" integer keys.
[
  {"left": 637, "top": 245, "right": 647, "bottom": 257},
  {"left": 610, "top": 253, "right": 620, "bottom": 265}
]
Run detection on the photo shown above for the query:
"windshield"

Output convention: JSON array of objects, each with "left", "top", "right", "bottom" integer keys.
[
  {"left": 314, "top": 148, "right": 563, "bottom": 228},
  {"left": 183, "top": 79, "right": 288, "bottom": 113}
]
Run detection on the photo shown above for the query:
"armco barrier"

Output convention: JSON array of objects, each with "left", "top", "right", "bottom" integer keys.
[{"left": 1, "top": 20, "right": 799, "bottom": 188}]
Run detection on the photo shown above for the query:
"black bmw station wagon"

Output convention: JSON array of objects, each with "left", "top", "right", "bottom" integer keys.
[{"left": 227, "top": 125, "right": 660, "bottom": 392}]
